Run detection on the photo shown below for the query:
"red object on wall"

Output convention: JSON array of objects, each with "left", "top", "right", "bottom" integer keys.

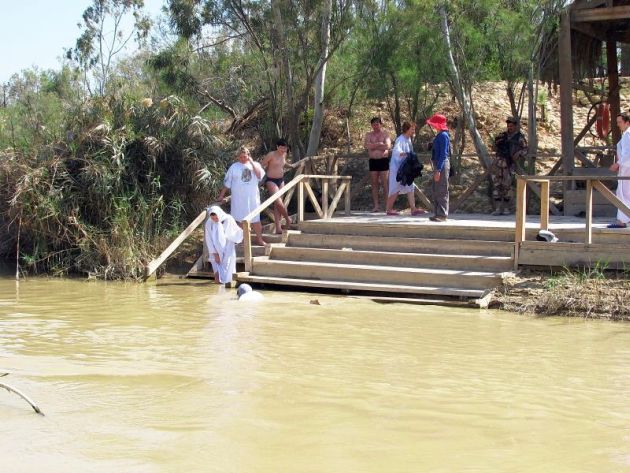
[{"left": 595, "top": 102, "right": 611, "bottom": 140}]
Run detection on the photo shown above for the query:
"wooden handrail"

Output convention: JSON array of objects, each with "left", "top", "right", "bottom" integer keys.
[
  {"left": 241, "top": 174, "right": 352, "bottom": 271},
  {"left": 144, "top": 209, "right": 207, "bottom": 280},
  {"left": 514, "top": 175, "right": 630, "bottom": 267}
]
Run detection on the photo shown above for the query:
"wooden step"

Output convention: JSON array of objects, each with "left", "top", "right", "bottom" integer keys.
[
  {"left": 236, "top": 273, "right": 488, "bottom": 299},
  {"left": 286, "top": 232, "right": 514, "bottom": 257},
  {"left": 251, "top": 258, "right": 504, "bottom": 290},
  {"left": 270, "top": 246, "right": 513, "bottom": 272},
  {"left": 299, "top": 220, "right": 517, "bottom": 241}
]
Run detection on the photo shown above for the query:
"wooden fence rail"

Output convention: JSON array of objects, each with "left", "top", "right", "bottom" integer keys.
[{"left": 514, "top": 175, "right": 630, "bottom": 266}]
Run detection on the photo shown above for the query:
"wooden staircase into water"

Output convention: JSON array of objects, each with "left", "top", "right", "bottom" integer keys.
[{"left": 236, "top": 216, "right": 517, "bottom": 307}]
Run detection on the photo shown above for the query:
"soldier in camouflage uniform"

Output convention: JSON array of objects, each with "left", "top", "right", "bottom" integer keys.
[{"left": 490, "top": 116, "right": 528, "bottom": 215}]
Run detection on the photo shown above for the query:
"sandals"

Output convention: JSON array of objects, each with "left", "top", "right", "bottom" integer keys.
[
  {"left": 411, "top": 209, "right": 428, "bottom": 216},
  {"left": 386, "top": 210, "right": 400, "bottom": 216}
]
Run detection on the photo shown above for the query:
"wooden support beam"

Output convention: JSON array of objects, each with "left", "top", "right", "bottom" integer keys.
[
  {"left": 298, "top": 182, "right": 305, "bottom": 222},
  {"left": 547, "top": 113, "right": 599, "bottom": 176},
  {"left": 572, "top": 5, "right": 630, "bottom": 22},
  {"left": 540, "top": 180, "right": 550, "bottom": 231},
  {"left": 607, "top": 40, "right": 621, "bottom": 144},
  {"left": 303, "top": 181, "right": 324, "bottom": 218},
  {"left": 574, "top": 148, "right": 597, "bottom": 168},
  {"left": 515, "top": 164, "right": 562, "bottom": 215},
  {"left": 322, "top": 180, "right": 329, "bottom": 218},
  {"left": 514, "top": 177, "right": 527, "bottom": 269},
  {"left": 413, "top": 184, "right": 433, "bottom": 210},
  {"left": 593, "top": 180, "right": 630, "bottom": 218},
  {"left": 345, "top": 182, "right": 352, "bottom": 215},
  {"left": 526, "top": 180, "right": 562, "bottom": 216},
  {"left": 559, "top": 11, "right": 575, "bottom": 197},
  {"left": 450, "top": 170, "right": 489, "bottom": 213},
  {"left": 585, "top": 180, "right": 593, "bottom": 245},
  {"left": 144, "top": 210, "right": 207, "bottom": 280},
  {"left": 243, "top": 220, "right": 252, "bottom": 272},
  {"left": 327, "top": 182, "right": 348, "bottom": 217}
]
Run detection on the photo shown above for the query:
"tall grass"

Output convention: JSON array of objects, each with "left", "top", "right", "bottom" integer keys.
[{"left": 0, "top": 94, "right": 233, "bottom": 279}]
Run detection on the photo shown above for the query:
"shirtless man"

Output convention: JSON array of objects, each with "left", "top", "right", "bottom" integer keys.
[
  {"left": 364, "top": 117, "right": 392, "bottom": 212},
  {"left": 261, "top": 139, "right": 292, "bottom": 234}
]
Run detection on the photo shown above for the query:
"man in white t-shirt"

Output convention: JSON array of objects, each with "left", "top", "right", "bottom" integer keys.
[{"left": 217, "top": 146, "right": 266, "bottom": 246}]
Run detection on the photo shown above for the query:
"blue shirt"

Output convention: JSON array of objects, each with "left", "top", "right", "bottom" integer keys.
[{"left": 431, "top": 131, "right": 450, "bottom": 172}]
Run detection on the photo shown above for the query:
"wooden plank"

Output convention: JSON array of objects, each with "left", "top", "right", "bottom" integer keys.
[
  {"left": 327, "top": 182, "right": 348, "bottom": 218},
  {"left": 572, "top": 5, "right": 630, "bottom": 22},
  {"left": 450, "top": 170, "right": 489, "bottom": 212},
  {"left": 540, "top": 180, "right": 550, "bottom": 230},
  {"left": 298, "top": 181, "right": 305, "bottom": 222},
  {"left": 345, "top": 181, "right": 352, "bottom": 215},
  {"left": 413, "top": 184, "right": 433, "bottom": 209},
  {"left": 559, "top": 10, "right": 574, "bottom": 195},
  {"left": 519, "top": 241, "right": 630, "bottom": 268},
  {"left": 585, "top": 180, "right": 593, "bottom": 244},
  {"left": 283, "top": 161, "right": 305, "bottom": 207},
  {"left": 607, "top": 40, "right": 621, "bottom": 144},
  {"left": 303, "top": 181, "right": 324, "bottom": 218},
  {"left": 574, "top": 148, "right": 596, "bottom": 168},
  {"left": 515, "top": 178, "right": 527, "bottom": 244},
  {"left": 235, "top": 274, "right": 486, "bottom": 298},
  {"left": 243, "top": 174, "right": 303, "bottom": 222},
  {"left": 144, "top": 209, "right": 207, "bottom": 280},
  {"left": 523, "top": 175, "right": 630, "bottom": 182},
  {"left": 243, "top": 220, "right": 252, "bottom": 272},
  {"left": 593, "top": 180, "right": 630, "bottom": 218},
  {"left": 322, "top": 180, "right": 329, "bottom": 218}
]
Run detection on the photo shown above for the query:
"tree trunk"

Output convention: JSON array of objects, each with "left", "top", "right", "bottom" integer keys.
[
  {"left": 621, "top": 44, "right": 630, "bottom": 76},
  {"left": 271, "top": 0, "right": 302, "bottom": 161},
  {"left": 306, "top": 0, "right": 332, "bottom": 157},
  {"left": 438, "top": 4, "right": 491, "bottom": 169},
  {"left": 389, "top": 72, "right": 402, "bottom": 136},
  {"left": 506, "top": 82, "right": 519, "bottom": 118}
]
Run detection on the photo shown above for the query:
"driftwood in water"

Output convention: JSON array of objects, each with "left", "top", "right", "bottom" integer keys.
[{"left": 0, "top": 380, "right": 44, "bottom": 415}]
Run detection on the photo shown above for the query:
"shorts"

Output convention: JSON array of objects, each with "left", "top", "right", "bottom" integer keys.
[
  {"left": 265, "top": 176, "right": 284, "bottom": 187},
  {"left": 369, "top": 157, "right": 390, "bottom": 172}
]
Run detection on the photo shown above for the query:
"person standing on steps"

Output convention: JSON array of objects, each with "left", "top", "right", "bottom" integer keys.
[
  {"left": 364, "top": 117, "right": 392, "bottom": 212},
  {"left": 217, "top": 146, "right": 266, "bottom": 246},
  {"left": 261, "top": 139, "right": 293, "bottom": 234},
  {"left": 490, "top": 116, "right": 528, "bottom": 215},
  {"left": 385, "top": 121, "right": 425, "bottom": 216},
  {"left": 608, "top": 112, "right": 630, "bottom": 228},
  {"left": 426, "top": 113, "right": 450, "bottom": 222}
]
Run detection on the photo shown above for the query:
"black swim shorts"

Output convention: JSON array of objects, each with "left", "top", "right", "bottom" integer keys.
[{"left": 369, "top": 158, "right": 390, "bottom": 172}]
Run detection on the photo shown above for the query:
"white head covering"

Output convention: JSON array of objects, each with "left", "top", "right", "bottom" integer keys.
[{"left": 205, "top": 206, "right": 243, "bottom": 256}]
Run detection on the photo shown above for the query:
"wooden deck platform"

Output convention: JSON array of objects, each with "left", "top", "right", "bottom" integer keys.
[{"left": 230, "top": 211, "right": 630, "bottom": 305}]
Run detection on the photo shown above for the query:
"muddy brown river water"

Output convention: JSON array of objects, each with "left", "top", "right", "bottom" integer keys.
[{"left": 1, "top": 276, "right": 629, "bottom": 472}]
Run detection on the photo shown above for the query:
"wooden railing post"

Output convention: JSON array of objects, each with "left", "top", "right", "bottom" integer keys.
[
  {"left": 515, "top": 177, "right": 527, "bottom": 243},
  {"left": 322, "top": 180, "right": 329, "bottom": 218},
  {"left": 345, "top": 178, "right": 352, "bottom": 215},
  {"left": 298, "top": 181, "right": 305, "bottom": 223},
  {"left": 585, "top": 179, "right": 593, "bottom": 245},
  {"left": 514, "top": 177, "right": 527, "bottom": 269},
  {"left": 540, "top": 180, "right": 550, "bottom": 231},
  {"left": 242, "top": 220, "right": 252, "bottom": 272}
]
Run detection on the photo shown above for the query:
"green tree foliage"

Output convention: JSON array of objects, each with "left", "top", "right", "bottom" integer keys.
[{"left": 67, "top": 0, "right": 152, "bottom": 96}]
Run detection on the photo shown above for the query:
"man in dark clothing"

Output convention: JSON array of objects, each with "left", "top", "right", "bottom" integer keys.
[{"left": 491, "top": 116, "right": 528, "bottom": 215}]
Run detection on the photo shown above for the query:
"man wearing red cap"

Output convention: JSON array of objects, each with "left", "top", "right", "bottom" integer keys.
[{"left": 426, "top": 113, "right": 450, "bottom": 222}]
